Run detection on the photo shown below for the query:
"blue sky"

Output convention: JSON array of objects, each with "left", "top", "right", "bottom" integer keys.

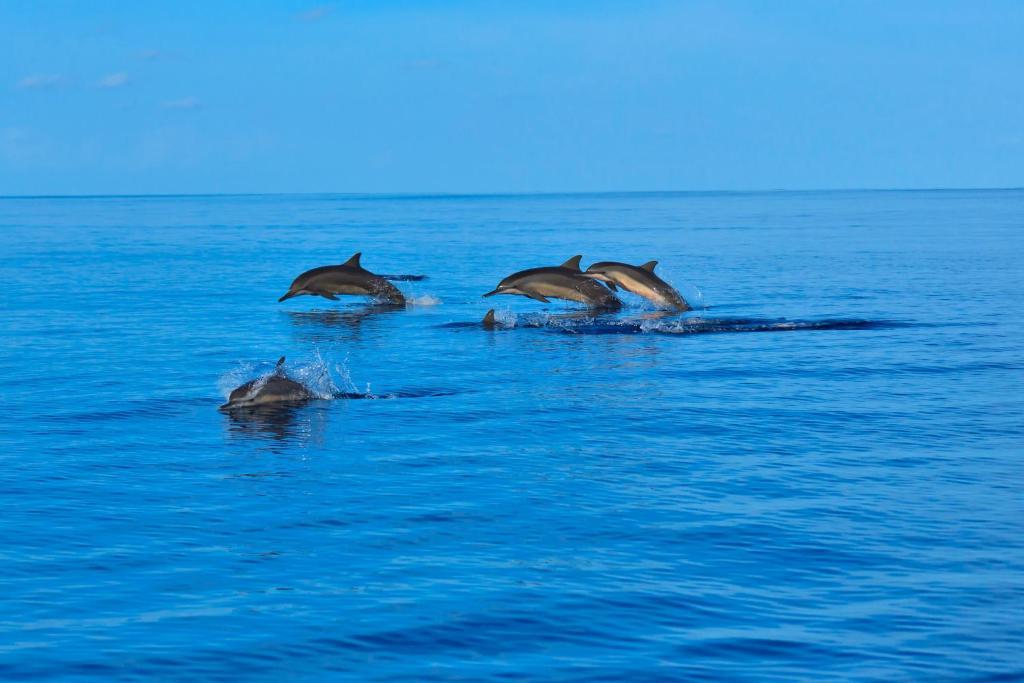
[{"left": 1, "top": 1, "right": 1022, "bottom": 195}]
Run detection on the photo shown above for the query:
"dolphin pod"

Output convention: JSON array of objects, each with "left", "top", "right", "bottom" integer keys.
[
  {"left": 483, "top": 255, "right": 622, "bottom": 309},
  {"left": 227, "top": 252, "right": 691, "bottom": 408},
  {"left": 484, "top": 255, "right": 689, "bottom": 311},
  {"left": 277, "top": 252, "right": 687, "bottom": 311}
]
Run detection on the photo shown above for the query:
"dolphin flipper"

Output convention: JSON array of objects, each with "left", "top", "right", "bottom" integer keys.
[
  {"left": 315, "top": 290, "right": 339, "bottom": 300},
  {"left": 521, "top": 289, "right": 551, "bottom": 303}
]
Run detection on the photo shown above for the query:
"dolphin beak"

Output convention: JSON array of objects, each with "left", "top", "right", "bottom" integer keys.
[
  {"left": 582, "top": 272, "right": 612, "bottom": 283},
  {"left": 278, "top": 291, "right": 298, "bottom": 302},
  {"left": 482, "top": 288, "right": 503, "bottom": 298}
]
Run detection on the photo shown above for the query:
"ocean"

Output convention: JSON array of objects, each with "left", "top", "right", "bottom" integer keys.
[{"left": 1, "top": 190, "right": 1021, "bottom": 680}]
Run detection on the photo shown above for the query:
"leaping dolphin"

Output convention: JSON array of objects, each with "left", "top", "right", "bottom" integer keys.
[
  {"left": 483, "top": 256, "right": 621, "bottom": 309},
  {"left": 279, "top": 253, "right": 406, "bottom": 305},
  {"left": 220, "top": 357, "right": 314, "bottom": 410},
  {"left": 581, "top": 260, "right": 690, "bottom": 311}
]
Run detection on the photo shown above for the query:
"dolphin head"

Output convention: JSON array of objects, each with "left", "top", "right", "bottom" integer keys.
[
  {"left": 483, "top": 274, "right": 523, "bottom": 298},
  {"left": 581, "top": 261, "right": 616, "bottom": 283},
  {"left": 483, "top": 286, "right": 519, "bottom": 297}
]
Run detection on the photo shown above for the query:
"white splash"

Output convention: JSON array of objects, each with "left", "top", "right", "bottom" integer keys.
[
  {"left": 218, "top": 349, "right": 345, "bottom": 401},
  {"left": 408, "top": 294, "right": 442, "bottom": 306}
]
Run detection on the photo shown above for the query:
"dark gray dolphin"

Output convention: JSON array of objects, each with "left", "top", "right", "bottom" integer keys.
[
  {"left": 279, "top": 253, "right": 406, "bottom": 305},
  {"left": 220, "top": 357, "right": 313, "bottom": 410},
  {"left": 482, "top": 309, "right": 498, "bottom": 328},
  {"left": 483, "top": 256, "right": 621, "bottom": 309},
  {"left": 582, "top": 260, "right": 690, "bottom": 311}
]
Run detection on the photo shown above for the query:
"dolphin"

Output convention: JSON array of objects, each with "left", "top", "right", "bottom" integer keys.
[
  {"left": 482, "top": 309, "right": 498, "bottom": 329},
  {"left": 279, "top": 253, "right": 406, "bottom": 305},
  {"left": 581, "top": 260, "right": 690, "bottom": 311},
  {"left": 483, "top": 256, "right": 621, "bottom": 309},
  {"left": 220, "top": 357, "right": 314, "bottom": 410}
]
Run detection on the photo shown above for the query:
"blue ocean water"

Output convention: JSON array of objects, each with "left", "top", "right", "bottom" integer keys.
[{"left": 0, "top": 190, "right": 1021, "bottom": 681}]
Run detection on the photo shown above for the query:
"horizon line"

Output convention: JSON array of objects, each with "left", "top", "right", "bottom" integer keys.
[{"left": 1, "top": 186, "right": 1022, "bottom": 200}]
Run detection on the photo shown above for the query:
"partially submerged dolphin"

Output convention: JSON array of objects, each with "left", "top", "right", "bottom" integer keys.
[
  {"left": 279, "top": 253, "right": 406, "bottom": 305},
  {"left": 220, "top": 357, "right": 313, "bottom": 410},
  {"left": 582, "top": 260, "right": 690, "bottom": 311},
  {"left": 483, "top": 256, "right": 621, "bottom": 309}
]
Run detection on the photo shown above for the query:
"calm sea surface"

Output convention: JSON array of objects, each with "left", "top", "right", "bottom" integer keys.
[{"left": 0, "top": 190, "right": 1021, "bottom": 681}]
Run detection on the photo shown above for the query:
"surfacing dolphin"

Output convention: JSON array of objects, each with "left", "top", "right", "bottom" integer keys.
[
  {"left": 220, "top": 357, "right": 314, "bottom": 411},
  {"left": 279, "top": 253, "right": 406, "bottom": 305},
  {"left": 582, "top": 260, "right": 690, "bottom": 311},
  {"left": 483, "top": 255, "right": 621, "bottom": 309}
]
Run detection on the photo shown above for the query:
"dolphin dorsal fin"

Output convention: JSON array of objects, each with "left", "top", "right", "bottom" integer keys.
[
  {"left": 640, "top": 260, "right": 658, "bottom": 272},
  {"left": 276, "top": 356, "right": 286, "bottom": 367},
  {"left": 342, "top": 252, "right": 362, "bottom": 268},
  {"left": 560, "top": 255, "right": 583, "bottom": 271},
  {"left": 482, "top": 309, "right": 496, "bottom": 325}
]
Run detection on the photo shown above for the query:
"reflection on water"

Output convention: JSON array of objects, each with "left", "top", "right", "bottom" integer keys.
[
  {"left": 223, "top": 402, "right": 330, "bottom": 446},
  {"left": 284, "top": 304, "right": 405, "bottom": 341}
]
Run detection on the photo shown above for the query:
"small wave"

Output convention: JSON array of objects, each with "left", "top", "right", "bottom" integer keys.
[
  {"left": 440, "top": 313, "right": 906, "bottom": 336},
  {"left": 334, "top": 388, "right": 457, "bottom": 400},
  {"left": 221, "top": 353, "right": 456, "bottom": 405},
  {"left": 378, "top": 274, "right": 427, "bottom": 281},
  {"left": 557, "top": 316, "right": 906, "bottom": 336}
]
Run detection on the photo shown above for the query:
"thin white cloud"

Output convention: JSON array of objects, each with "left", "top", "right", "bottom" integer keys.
[
  {"left": 1, "top": 127, "right": 48, "bottom": 163},
  {"left": 298, "top": 5, "right": 332, "bottom": 22},
  {"left": 16, "top": 74, "right": 64, "bottom": 90},
  {"left": 97, "top": 73, "right": 129, "bottom": 88},
  {"left": 161, "top": 96, "right": 200, "bottom": 110}
]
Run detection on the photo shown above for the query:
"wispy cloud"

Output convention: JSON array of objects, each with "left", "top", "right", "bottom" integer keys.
[
  {"left": 161, "top": 96, "right": 200, "bottom": 110},
  {"left": 97, "top": 72, "right": 129, "bottom": 88},
  {"left": 298, "top": 5, "right": 332, "bottom": 22},
  {"left": 16, "top": 74, "right": 64, "bottom": 90},
  {"left": 139, "top": 49, "right": 163, "bottom": 61},
  {"left": 1, "top": 127, "right": 49, "bottom": 163}
]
